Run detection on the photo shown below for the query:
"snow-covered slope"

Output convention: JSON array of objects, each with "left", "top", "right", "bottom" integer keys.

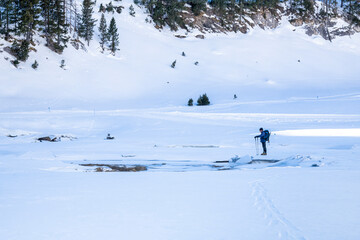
[{"left": 1, "top": 0, "right": 360, "bottom": 111}]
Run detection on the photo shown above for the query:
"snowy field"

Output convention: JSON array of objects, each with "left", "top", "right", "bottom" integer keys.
[
  {"left": 1, "top": 1, "right": 360, "bottom": 239},
  {"left": 1, "top": 100, "right": 360, "bottom": 240}
]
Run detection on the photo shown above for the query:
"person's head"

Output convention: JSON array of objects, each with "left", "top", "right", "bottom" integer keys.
[{"left": 259, "top": 128, "right": 263, "bottom": 133}]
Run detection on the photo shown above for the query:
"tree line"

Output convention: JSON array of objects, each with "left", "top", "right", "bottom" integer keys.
[
  {"left": 137, "top": 0, "right": 360, "bottom": 30},
  {"left": 0, "top": 0, "right": 120, "bottom": 62},
  {"left": 0, "top": 0, "right": 359, "bottom": 61}
]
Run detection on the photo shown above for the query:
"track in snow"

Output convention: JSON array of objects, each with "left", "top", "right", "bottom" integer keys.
[{"left": 252, "top": 181, "right": 306, "bottom": 240}]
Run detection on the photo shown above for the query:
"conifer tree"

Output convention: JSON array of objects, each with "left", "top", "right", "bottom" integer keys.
[
  {"left": 53, "top": 0, "right": 68, "bottom": 51},
  {"left": 99, "top": 3, "right": 106, "bottom": 13},
  {"left": 98, "top": 13, "right": 107, "bottom": 51},
  {"left": 79, "top": 0, "right": 96, "bottom": 46},
  {"left": 145, "top": 0, "right": 185, "bottom": 30},
  {"left": 0, "top": 0, "right": 14, "bottom": 39},
  {"left": 197, "top": 94, "right": 210, "bottom": 106},
  {"left": 11, "top": 40, "right": 29, "bottom": 61},
  {"left": 32, "top": 60, "right": 38, "bottom": 69},
  {"left": 106, "top": 1, "right": 114, "bottom": 13},
  {"left": 129, "top": 4, "right": 135, "bottom": 17},
  {"left": 0, "top": 7, "right": 2, "bottom": 30},
  {"left": 19, "top": 0, "right": 40, "bottom": 43},
  {"left": 40, "top": 0, "right": 55, "bottom": 45},
  {"left": 188, "top": 0, "right": 207, "bottom": 16},
  {"left": 12, "top": 0, "right": 21, "bottom": 36},
  {"left": 210, "top": 0, "right": 227, "bottom": 13},
  {"left": 107, "top": 17, "right": 119, "bottom": 54},
  {"left": 188, "top": 98, "right": 194, "bottom": 106}
]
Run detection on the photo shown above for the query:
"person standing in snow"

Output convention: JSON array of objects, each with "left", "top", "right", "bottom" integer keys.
[{"left": 254, "top": 128, "right": 269, "bottom": 155}]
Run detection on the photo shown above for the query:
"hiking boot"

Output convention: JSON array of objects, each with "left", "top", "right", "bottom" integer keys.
[{"left": 261, "top": 153, "right": 267, "bottom": 156}]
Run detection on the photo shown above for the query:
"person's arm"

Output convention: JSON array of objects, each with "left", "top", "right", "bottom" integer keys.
[{"left": 255, "top": 132, "right": 265, "bottom": 139}]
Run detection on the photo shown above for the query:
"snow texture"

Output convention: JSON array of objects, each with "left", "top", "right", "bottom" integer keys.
[{"left": 0, "top": 1, "right": 360, "bottom": 239}]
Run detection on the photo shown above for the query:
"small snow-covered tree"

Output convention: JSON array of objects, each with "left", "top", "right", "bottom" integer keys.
[
  {"left": 32, "top": 60, "right": 39, "bottom": 69},
  {"left": 107, "top": 17, "right": 119, "bottom": 54},
  {"left": 188, "top": 98, "right": 193, "bottom": 106},
  {"left": 129, "top": 4, "right": 135, "bottom": 16},
  {"left": 106, "top": 1, "right": 114, "bottom": 13},
  {"left": 99, "top": 3, "right": 105, "bottom": 12},
  {"left": 98, "top": 13, "right": 107, "bottom": 51},
  {"left": 11, "top": 40, "right": 29, "bottom": 61},
  {"left": 60, "top": 59, "right": 65, "bottom": 68},
  {"left": 197, "top": 94, "right": 210, "bottom": 106}
]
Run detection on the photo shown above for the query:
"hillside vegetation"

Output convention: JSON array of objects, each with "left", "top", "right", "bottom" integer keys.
[{"left": 0, "top": 0, "right": 359, "bottom": 63}]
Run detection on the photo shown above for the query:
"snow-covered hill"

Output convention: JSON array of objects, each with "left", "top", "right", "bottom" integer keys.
[{"left": 1, "top": 0, "right": 360, "bottom": 111}]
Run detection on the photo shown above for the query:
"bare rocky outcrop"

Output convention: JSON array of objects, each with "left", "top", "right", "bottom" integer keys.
[{"left": 162, "top": 4, "right": 359, "bottom": 41}]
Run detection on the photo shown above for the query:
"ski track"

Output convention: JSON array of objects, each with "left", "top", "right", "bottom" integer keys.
[{"left": 251, "top": 181, "right": 306, "bottom": 240}]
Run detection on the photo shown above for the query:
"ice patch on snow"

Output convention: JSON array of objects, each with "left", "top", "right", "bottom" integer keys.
[
  {"left": 328, "top": 144, "right": 354, "bottom": 150},
  {"left": 274, "top": 128, "right": 360, "bottom": 137}
]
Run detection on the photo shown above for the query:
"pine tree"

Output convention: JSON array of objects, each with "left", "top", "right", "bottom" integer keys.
[
  {"left": 11, "top": 40, "right": 29, "bottom": 61},
  {"left": 99, "top": 3, "right": 105, "bottom": 13},
  {"left": 78, "top": 0, "right": 96, "bottom": 46},
  {"left": 106, "top": 1, "right": 114, "bottom": 13},
  {"left": 19, "top": 0, "right": 40, "bottom": 43},
  {"left": 239, "top": 0, "right": 244, "bottom": 23},
  {"left": 0, "top": 0, "right": 19, "bottom": 36},
  {"left": 202, "top": 94, "right": 210, "bottom": 105},
  {"left": 188, "top": 0, "right": 207, "bottom": 16},
  {"left": 40, "top": 0, "right": 53, "bottom": 45},
  {"left": 197, "top": 94, "right": 210, "bottom": 106},
  {"left": 144, "top": 0, "right": 185, "bottom": 30},
  {"left": 98, "top": 13, "right": 107, "bottom": 51},
  {"left": 344, "top": 0, "right": 360, "bottom": 25},
  {"left": 188, "top": 98, "right": 194, "bottom": 106},
  {"left": 53, "top": 0, "right": 69, "bottom": 51},
  {"left": 210, "top": 0, "right": 227, "bottom": 13},
  {"left": 53, "top": 0, "right": 68, "bottom": 51},
  {"left": 0, "top": 6, "right": 2, "bottom": 31},
  {"left": 12, "top": 0, "right": 21, "bottom": 36},
  {"left": 0, "top": 0, "right": 14, "bottom": 39},
  {"left": 164, "top": 0, "right": 185, "bottom": 30},
  {"left": 107, "top": 17, "right": 119, "bottom": 54}
]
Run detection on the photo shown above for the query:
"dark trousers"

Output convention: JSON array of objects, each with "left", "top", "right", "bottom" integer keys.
[{"left": 261, "top": 142, "right": 267, "bottom": 153}]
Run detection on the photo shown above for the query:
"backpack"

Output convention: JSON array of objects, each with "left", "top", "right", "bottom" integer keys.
[{"left": 264, "top": 130, "right": 270, "bottom": 141}]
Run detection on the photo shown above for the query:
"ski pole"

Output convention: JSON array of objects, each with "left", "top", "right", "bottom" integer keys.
[{"left": 255, "top": 138, "right": 259, "bottom": 155}]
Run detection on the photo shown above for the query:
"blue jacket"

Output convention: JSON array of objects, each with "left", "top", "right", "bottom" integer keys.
[{"left": 255, "top": 131, "right": 267, "bottom": 143}]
